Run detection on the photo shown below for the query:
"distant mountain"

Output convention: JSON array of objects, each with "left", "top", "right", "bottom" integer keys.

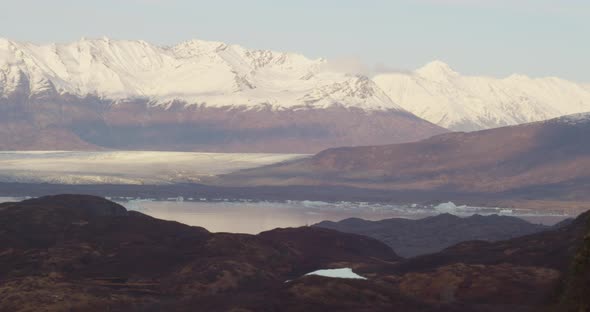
[
  {"left": 0, "top": 37, "right": 444, "bottom": 152},
  {"left": 314, "top": 214, "right": 549, "bottom": 258},
  {"left": 1, "top": 194, "right": 589, "bottom": 311},
  {"left": 5, "top": 38, "right": 590, "bottom": 152},
  {"left": 0, "top": 37, "right": 403, "bottom": 110},
  {"left": 374, "top": 61, "right": 590, "bottom": 131},
  {"left": 218, "top": 113, "right": 590, "bottom": 202}
]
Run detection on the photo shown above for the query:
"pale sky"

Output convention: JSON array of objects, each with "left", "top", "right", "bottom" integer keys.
[{"left": 1, "top": 0, "right": 589, "bottom": 82}]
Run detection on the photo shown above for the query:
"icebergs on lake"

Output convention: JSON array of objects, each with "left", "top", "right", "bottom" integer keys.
[
  {"left": 434, "top": 201, "right": 467, "bottom": 214},
  {"left": 304, "top": 268, "right": 367, "bottom": 280}
]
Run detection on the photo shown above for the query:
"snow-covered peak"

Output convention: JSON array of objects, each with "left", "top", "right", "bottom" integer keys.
[
  {"left": 506, "top": 73, "right": 530, "bottom": 81},
  {"left": 374, "top": 63, "right": 590, "bottom": 131},
  {"left": 0, "top": 38, "right": 12, "bottom": 48},
  {"left": 416, "top": 60, "right": 458, "bottom": 80},
  {"left": 298, "top": 74, "right": 403, "bottom": 110}
]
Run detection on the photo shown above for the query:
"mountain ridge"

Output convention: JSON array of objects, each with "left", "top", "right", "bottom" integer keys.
[
  {"left": 314, "top": 213, "right": 551, "bottom": 258},
  {"left": 3, "top": 37, "right": 590, "bottom": 129},
  {"left": 375, "top": 61, "right": 590, "bottom": 131},
  {"left": 216, "top": 112, "right": 590, "bottom": 201},
  {"left": 0, "top": 37, "right": 404, "bottom": 111},
  {"left": 0, "top": 37, "right": 448, "bottom": 152},
  {"left": 3, "top": 37, "right": 590, "bottom": 152}
]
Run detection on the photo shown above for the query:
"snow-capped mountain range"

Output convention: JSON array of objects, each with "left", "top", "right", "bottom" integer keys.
[
  {"left": 374, "top": 61, "right": 590, "bottom": 131},
  {"left": 0, "top": 37, "right": 447, "bottom": 152},
  {"left": 1, "top": 37, "right": 589, "bottom": 152},
  {"left": 2, "top": 37, "right": 590, "bottom": 131},
  {"left": 0, "top": 37, "right": 400, "bottom": 111}
]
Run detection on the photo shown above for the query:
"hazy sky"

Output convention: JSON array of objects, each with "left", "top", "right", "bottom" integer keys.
[{"left": 1, "top": 0, "right": 589, "bottom": 82}]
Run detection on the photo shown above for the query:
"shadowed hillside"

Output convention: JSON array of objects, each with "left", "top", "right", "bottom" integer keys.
[
  {"left": 218, "top": 113, "right": 590, "bottom": 205},
  {"left": 315, "top": 214, "right": 550, "bottom": 258}
]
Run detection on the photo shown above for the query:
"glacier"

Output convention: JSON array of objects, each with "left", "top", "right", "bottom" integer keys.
[{"left": 0, "top": 151, "right": 308, "bottom": 185}]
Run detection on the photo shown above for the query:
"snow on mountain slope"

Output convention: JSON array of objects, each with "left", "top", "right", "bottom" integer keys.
[
  {"left": 4, "top": 37, "right": 587, "bottom": 137},
  {"left": 374, "top": 61, "right": 590, "bottom": 131},
  {"left": 0, "top": 37, "right": 402, "bottom": 111}
]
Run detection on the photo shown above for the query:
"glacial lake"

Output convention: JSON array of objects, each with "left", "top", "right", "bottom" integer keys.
[{"left": 0, "top": 197, "right": 571, "bottom": 233}]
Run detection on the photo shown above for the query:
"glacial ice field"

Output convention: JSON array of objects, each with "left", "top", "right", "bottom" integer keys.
[{"left": 0, "top": 151, "right": 308, "bottom": 185}]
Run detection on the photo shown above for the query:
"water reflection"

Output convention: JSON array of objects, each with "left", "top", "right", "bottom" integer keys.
[
  {"left": 121, "top": 200, "right": 570, "bottom": 234},
  {"left": 0, "top": 196, "right": 571, "bottom": 234},
  {"left": 122, "top": 200, "right": 437, "bottom": 234}
]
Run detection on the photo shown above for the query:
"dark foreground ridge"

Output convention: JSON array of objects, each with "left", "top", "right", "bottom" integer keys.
[
  {"left": 0, "top": 195, "right": 588, "bottom": 311},
  {"left": 314, "top": 214, "right": 552, "bottom": 258}
]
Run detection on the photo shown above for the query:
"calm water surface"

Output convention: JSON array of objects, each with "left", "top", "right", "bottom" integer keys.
[
  {"left": 0, "top": 197, "right": 571, "bottom": 234},
  {"left": 120, "top": 199, "right": 570, "bottom": 234},
  {"left": 122, "top": 200, "right": 439, "bottom": 234}
]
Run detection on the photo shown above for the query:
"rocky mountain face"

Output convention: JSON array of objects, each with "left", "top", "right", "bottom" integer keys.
[
  {"left": 374, "top": 61, "right": 590, "bottom": 131},
  {"left": 0, "top": 195, "right": 588, "bottom": 311},
  {"left": 314, "top": 214, "right": 550, "bottom": 258},
  {"left": 219, "top": 113, "right": 590, "bottom": 202},
  {"left": 0, "top": 38, "right": 444, "bottom": 153}
]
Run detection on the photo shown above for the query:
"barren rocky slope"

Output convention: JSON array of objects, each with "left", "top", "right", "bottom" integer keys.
[{"left": 219, "top": 113, "right": 590, "bottom": 201}]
